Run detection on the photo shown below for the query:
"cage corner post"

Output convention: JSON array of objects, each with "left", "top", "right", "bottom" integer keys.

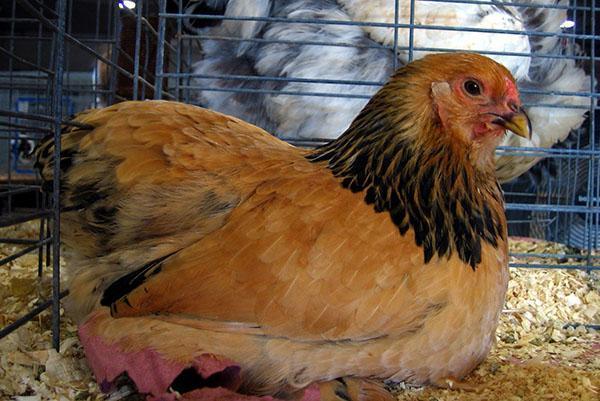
[
  {"left": 154, "top": 0, "right": 167, "bottom": 100},
  {"left": 51, "top": 0, "right": 67, "bottom": 352}
]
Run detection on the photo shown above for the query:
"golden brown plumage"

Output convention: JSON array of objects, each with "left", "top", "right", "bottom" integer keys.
[{"left": 36, "top": 53, "right": 531, "bottom": 400}]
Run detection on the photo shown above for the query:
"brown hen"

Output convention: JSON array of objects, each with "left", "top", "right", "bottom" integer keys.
[{"left": 36, "top": 53, "right": 531, "bottom": 401}]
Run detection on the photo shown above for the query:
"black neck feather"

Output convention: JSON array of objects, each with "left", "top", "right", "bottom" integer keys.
[{"left": 307, "top": 110, "right": 505, "bottom": 270}]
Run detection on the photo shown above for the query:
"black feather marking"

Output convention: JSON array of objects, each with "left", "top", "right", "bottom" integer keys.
[
  {"left": 307, "top": 80, "right": 504, "bottom": 270},
  {"left": 483, "top": 205, "right": 497, "bottom": 235},
  {"left": 390, "top": 206, "right": 406, "bottom": 227},
  {"left": 470, "top": 238, "right": 482, "bottom": 270},
  {"left": 389, "top": 187, "right": 400, "bottom": 206},
  {"left": 419, "top": 165, "right": 435, "bottom": 207},
  {"left": 365, "top": 186, "right": 377, "bottom": 205},
  {"left": 433, "top": 206, "right": 449, "bottom": 257},
  {"left": 101, "top": 251, "right": 179, "bottom": 308},
  {"left": 450, "top": 167, "right": 457, "bottom": 185},
  {"left": 453, "top": 217, "right": 469, "bottom": 243},
  {"left": 461, "top": 169, "right": 469, "bottom": 187},
  {"left": 93, "top": 206, "right": 118, "bottom": 225},
  {"left": 470, "top": 211, "right": 485, "bottom": 236},
  {"left": 59, "top": 152, "right": 75, "bottom": 172},
  {"left": 37, "top": 142, "right": 53, "bottom": 160},
  {"left": 423, "top": 238, "right": 434, "bottom": 263},
  {"left": 348, "top": 179, "right": 363, "bottom": 193},
  {"left": 334, "top": 382, "right": 352, "bottom": 401},
  {"left": 334, "top": 389, "right": 352, "bottom": 401},
  {"left": 34, "top": 121, "right": 95, "bottom": 186},
  {"left": 460, "top": 197, "right": 472, "bottom": 215},
  {"left": 496, "top": 219, "right": 506, "bottom": 241},
  {"left": 379, "top": 151, "right": 394, "bottom": 175},
  {"left": 373, "top": 203, "right": 384, "bottom": 213},
  {"left": 69, "top": 183, "right": 109, "bottom": 208}
]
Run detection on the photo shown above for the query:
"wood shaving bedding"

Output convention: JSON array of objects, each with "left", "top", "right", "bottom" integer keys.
[{"left": 0, "top": 223, "right": 598, "bottom": 401}]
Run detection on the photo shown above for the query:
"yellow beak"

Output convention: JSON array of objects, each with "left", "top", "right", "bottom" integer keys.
[{"left": 494, "top": 108, "right": 532, "bottom": 140}]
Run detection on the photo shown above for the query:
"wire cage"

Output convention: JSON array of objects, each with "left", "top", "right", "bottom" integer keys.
[
  {"left": 0, "top": 0, "right": 163, "bottom": 348},
  {"left": 0, "top": 0, "right": 598, "bottom": 358}
]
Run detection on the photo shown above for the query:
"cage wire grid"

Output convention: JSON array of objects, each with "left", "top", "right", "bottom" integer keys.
[{"left": 0, "top": 0, "right": 598, "bottom": 350}]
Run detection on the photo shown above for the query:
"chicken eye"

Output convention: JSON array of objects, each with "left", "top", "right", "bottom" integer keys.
[{"left": 463, "top": 80, "right": 482, "bottom": 96}]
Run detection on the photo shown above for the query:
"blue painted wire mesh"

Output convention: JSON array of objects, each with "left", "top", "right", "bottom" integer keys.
[
  {"left": 0, "top": 0, "right": 597, "bottom": 347},
  {"left": 0, "top": 0, "right": 162, "bottom": 348}
]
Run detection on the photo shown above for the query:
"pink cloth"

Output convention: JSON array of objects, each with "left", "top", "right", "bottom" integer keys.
[{"left": 79, "top": 314, "right": 321, "bottom": 401}]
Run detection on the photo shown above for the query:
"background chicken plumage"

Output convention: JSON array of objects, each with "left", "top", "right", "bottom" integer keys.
[
  {"left": 35, "top": 53, "right": 523, "bottom": 400},
  {"left": 185, "top": 0, "right": 591, "bottom": 183}
]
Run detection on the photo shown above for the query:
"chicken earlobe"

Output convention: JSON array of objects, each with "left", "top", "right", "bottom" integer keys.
[{"left": 430, "top": 81, "right": 451, "bottom": 98}]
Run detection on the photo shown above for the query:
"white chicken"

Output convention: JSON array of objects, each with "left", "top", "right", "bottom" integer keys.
[
  {"left": 185, "top": 0, "right": 592, "bottom": 182},
  {"left": 338, "top": 0, "right": 531, "bottom": 78}
]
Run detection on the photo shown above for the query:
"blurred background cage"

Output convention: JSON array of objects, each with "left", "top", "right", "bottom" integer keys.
[{"left": 0, "top": 0, "right": 598, "bottom": 349}]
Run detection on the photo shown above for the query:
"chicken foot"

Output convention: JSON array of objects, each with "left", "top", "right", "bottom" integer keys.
[{"left": 295, "top": 377, "right": 394, "bottom": 401}]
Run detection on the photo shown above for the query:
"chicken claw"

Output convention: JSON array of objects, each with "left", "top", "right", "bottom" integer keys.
[{"left": 307, "top": 378, "right": 394, "bottom": 401}]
